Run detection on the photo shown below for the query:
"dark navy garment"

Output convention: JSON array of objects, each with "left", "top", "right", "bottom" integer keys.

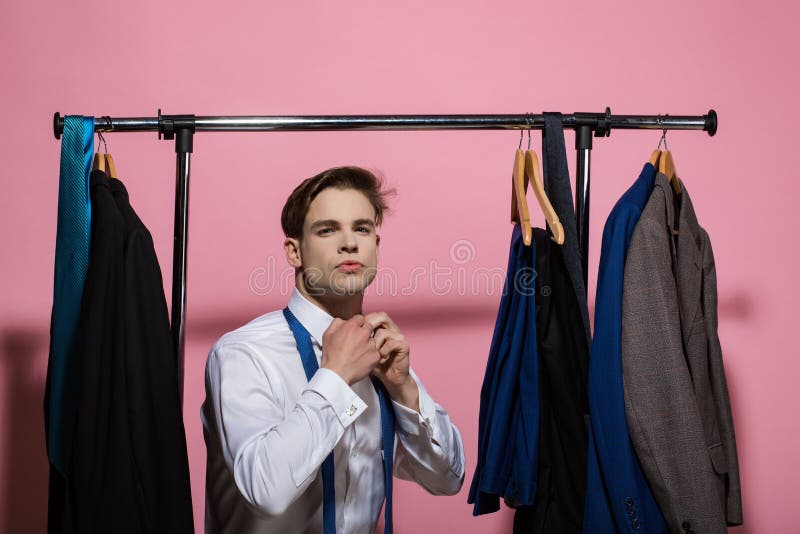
[
  {"left": 468, "top": 224, "right": 540, "bottom": 515},
  {"left": 513, "top": 227, "right": 589, "bottom": 534},
  {"left": 583, "top": 163, "right": 668, "bottom": 533}
]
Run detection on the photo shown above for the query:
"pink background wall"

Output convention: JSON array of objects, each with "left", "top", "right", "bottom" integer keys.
[{"left": 1, "top": 1, "right": 797, "bottom": 532}]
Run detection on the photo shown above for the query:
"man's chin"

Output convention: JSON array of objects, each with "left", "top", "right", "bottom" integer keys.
[
  {"left": 306, "top": 274, "right": 372, "bottom": 297},
  {"left": 330, "top": 273, "right": 371, "bottom": 295}
]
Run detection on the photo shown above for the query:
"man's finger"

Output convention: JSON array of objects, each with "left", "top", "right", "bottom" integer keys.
[
  {"left": 376, "top": 328, "right": 406, "bottom": 351},
  {"left": 373, "top": 328, "right": 392, "bottom": 349},
  {"left": 379, "top": 338, "right": 402, "bottom": 358},
  {"left": 364, "top": 311, "right": 398, "bottom": 332},
  {"left": 349, "top": 314, "right": 366, "bottom": 327},
  {"left": 362, "top": 313, "right": 382, "bottom": 332}
]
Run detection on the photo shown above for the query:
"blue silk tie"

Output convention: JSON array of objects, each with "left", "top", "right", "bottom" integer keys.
[
  {"left": 47, "top": 115, "right": 94, "bottom": 476},
  {"left": 283, "top": 307, "right": 395, "bottom": 534}
]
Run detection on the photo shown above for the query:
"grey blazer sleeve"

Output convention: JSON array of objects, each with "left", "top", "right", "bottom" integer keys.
[
  {"left": 621, "top": 196, "right": 740, "bottom": 533},
  {"left": 698, "top": 227, "right": 743, "bottom": 525}
]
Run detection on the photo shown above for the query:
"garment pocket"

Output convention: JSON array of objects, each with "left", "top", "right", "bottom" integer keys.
[{"left": 707, "top": 443, "right": 728, "bottom": 475}]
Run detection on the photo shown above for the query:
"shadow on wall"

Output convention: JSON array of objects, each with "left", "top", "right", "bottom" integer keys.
[
  {"left": 184, "top": 280, "right": 756, "bottom": 343},
  {"left": 1, "top": 325, "right": 49, "bottom": 534},
  {"left": 186, "top": 298, "right": 502, "bottom": 342},
  {"left": 718, "top": 292, "right": 754, "bottom": 322}
]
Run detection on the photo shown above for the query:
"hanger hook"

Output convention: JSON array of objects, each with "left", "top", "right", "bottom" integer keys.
[
  {"left": 95, "top": 116, "right": 113, "bottom": 154},
  {"left": 526, "top": 113, "right": 533, "bottom": 150},
  {"left": 518, "top": 123, "right": 524, "bottom": 150},
  {"left": 96, "top": 130, "right": 108, "bottom": 154},
  {"left": 657, "top": 114, "right": 669, "bottom": 151}
]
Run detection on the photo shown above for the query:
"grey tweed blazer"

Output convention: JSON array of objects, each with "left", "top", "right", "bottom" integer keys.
[{"left": 621, "top": 173, "right": 743, "bottom": 533}]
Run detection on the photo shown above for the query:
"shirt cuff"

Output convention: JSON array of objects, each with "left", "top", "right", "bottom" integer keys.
[
  {"left": 392, "top": 371, "right": 435, "bottom": 440},
  {"left": 306, "top": 367, "right": 367, "bottom": 428}
]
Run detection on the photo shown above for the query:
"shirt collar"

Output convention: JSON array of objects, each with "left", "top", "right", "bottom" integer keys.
[{"left": 287, "top": 287, "right": 334, "bottom": 347}]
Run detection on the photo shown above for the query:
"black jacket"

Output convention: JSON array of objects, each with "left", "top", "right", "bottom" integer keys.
[
  {"left": 513, "top": 228, "right": 589, "bottom": 533},
  {"left": 49, "top": 171, "right": 193, "bottom": 533},
  {"left": 108, "top": 177, "right": 194, "bottom": 533}
]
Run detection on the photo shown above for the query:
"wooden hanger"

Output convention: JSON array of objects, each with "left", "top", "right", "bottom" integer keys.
[
  {"left": 525, "top": 149, "right": 564, "bottom": 244},
  {"left": 654, "top": 126, "right": 683, "bottom": 235},
  {"left": 659, "top": 149, "right": 682, "bottom": 195},
  {"left": 510, "top": 148, "right": 532, "bottom": 246},
  {"left": 92, "top": 130, "right": 113, "bottom": 176},
  {"left": 105, "top": 153, "right": 118, "bottom": 179},
  {"left": 649, "top": 149, "right": 661, "bottom": 168},
  {"left": 92, "top": 151, "right": 106, "bottom": 172}
]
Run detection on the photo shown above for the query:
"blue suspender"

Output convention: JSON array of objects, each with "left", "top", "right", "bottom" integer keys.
[
  {"left": 283, "top": 308, "right": 395, "bottom": 534},
  {"left": 372, "top": 375, "right": 396, "bottom": 534},
  {"left": 283, "top": 307, "right": 336, "bottom": 532},
  {"left": 371, "top": 376, "right": 395, "bottom": 534}
]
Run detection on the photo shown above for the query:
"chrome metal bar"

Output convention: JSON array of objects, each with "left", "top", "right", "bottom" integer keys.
[
  {"left": 53, "top": 111, "right": 718, "bottom": 136},
  {"left": 575, "top": 126, "right": 593, "bottom": 293},
  {"left": 171, "top": 136, "right": 191, "bottom": 405}
]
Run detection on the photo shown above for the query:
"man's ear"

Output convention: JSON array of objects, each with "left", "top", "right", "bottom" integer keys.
[
  {"left": 284, "top": 237, "right": 302, "bottom": 268},
  {"left": 375, "top": 233, "right": 380, "bottom": 261}
]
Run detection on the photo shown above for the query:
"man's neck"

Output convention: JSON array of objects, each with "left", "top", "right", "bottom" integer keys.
[{"left": 296, "top": 284, "right": 364, "bottom": 319}]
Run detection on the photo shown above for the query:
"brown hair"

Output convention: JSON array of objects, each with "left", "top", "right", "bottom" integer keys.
[{"left": 281, "top": 166, "right": 395, "bottom": 239}]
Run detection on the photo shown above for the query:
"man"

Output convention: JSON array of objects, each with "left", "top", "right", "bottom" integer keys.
[{"left": 202, "top": 166, "right": 466, "bottom": 533}]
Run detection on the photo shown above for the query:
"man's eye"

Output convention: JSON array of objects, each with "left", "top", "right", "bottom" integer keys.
[
  {"left": 318, "top": 228, "right": 333, "bottom": 235},
  {"left": 356, "top": 226, "right": 370, "bottom": 233}
]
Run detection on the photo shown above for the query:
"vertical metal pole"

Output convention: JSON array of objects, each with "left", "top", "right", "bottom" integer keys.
[
  {"left": 171, "top": 128, "right": 193, "bottom": 405},
  {"left": 575, "top": 125, "right": 592, "bottom": 293}
]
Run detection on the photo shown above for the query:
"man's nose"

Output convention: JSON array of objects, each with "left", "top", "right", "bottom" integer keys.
[{"left": 338, "top": 231, "right": 358, "bottom": 253}]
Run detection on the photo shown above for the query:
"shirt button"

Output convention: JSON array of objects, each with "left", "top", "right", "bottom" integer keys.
[
  {"left": 350, "top": 448, "right": 358, "bottom": 458},
  {"left": 346, "top": 405, "right": 357, "bottom": 416}
]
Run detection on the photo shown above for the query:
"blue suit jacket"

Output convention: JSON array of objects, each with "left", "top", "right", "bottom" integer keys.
[
  {"left": 468, "top": 224, "right": 539, "bottom": 515},
  {"left": 584, "top": 163, "right": 668, "bottom": 533}
]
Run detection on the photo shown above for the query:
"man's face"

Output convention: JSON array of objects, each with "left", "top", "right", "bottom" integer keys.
[{"left": 288, "top": 187, "right": 380, "bottom": 297}]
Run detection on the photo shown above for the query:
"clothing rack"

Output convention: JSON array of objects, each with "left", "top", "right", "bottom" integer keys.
[{"left": 52, "top": 108, "right": 718, "bottom": 403}]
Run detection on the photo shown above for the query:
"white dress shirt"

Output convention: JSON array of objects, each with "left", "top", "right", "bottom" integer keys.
[{"left": 201, "top": 289, "right": 466, "bottom": 533}]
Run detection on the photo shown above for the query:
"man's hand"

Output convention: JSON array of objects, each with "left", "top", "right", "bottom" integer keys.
[
  {"left": 364, "top": 312, "right": 420, "bottom": 411},
  {"left": 321, "top": 315, "right": 380, "bottom": 385}
]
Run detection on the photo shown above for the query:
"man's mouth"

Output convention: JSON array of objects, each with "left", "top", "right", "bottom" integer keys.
[{"left": 336, "top": 261, "right": 363, "bottom": 272}]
